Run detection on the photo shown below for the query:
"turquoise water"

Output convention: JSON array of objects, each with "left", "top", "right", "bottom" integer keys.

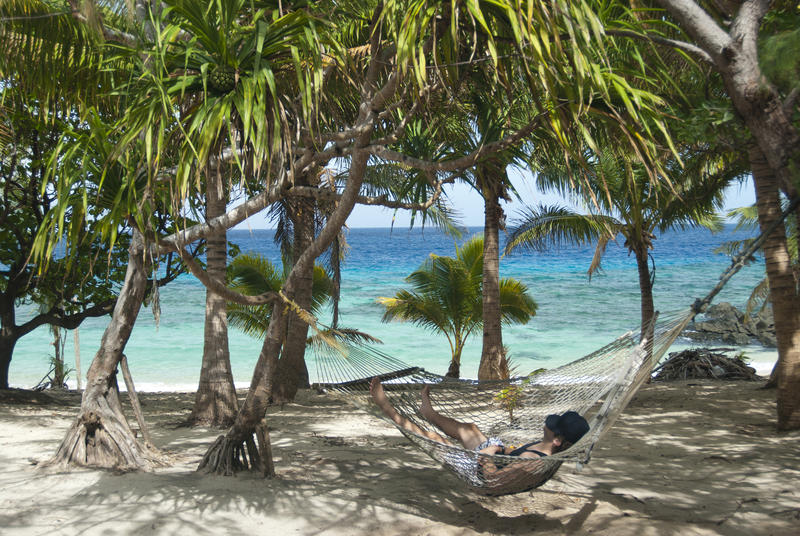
[{"left": 10, "top": 225, "right": 777, "bottom": 390}]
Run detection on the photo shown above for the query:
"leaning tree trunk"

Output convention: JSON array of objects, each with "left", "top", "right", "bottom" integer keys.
[
  {"left": 750, "top": 146, "right": 800, "bottom": 430},
  {"left": 197, "top": 305, "right": 287, "bottom": 476},
  {"left": 271, "top": 195, "right": 316, "bottom": 403},
  {"left": 478, "top": 183, "right": 509, "bottom": 380},
  {"left": 48, "top": 230, "right": 163, "bottom": 470},
  {"left": 191, "top": 166, "right": 238, "bottom": 427},
  {"left": 655, "top": 0, "right": 800, "bottom": 431},
  {"left": 197, "top": 106, "right": 373, "bottom": 475}
]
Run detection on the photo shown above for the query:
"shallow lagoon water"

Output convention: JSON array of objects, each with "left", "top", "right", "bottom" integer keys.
[{"left": 11, "top": 225, "right": 776, "bottom": 390}]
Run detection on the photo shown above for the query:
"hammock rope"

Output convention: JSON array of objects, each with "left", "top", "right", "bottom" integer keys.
[{"left": 307, "top": 197, "right": 797, "bottom": 496}]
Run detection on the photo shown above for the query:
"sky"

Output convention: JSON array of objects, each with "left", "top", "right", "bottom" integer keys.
[{"left": 234, "top": 170, "right": 758, "bottom": 230}]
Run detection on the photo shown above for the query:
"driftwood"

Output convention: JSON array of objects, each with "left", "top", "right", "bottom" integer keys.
[{"left": 652, "top": 348, "right": 761, "bottom": 382}]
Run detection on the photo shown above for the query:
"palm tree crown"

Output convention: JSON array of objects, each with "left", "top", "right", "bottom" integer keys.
[{"left": 378, "top": 235, "right": 537, "bottom": 378}]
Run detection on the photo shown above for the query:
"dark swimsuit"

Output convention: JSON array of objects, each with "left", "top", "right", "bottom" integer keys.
[{"left": 507, "top": 442, "right": 548, "bottom": 457}]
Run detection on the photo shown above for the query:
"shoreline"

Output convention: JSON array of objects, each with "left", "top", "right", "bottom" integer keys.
[
  {"left": 1, "top": 380, "right": 798, "bottom": 535},
  {"left": 9, "top": 342, "right": 778, "bottom": 393}
]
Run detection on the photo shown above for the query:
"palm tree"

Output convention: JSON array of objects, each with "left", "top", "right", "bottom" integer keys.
[
  {"left": 226, "top": 252, "right": 334, "bottom": 339},
  {"left": 505, "top": 147, "right": 734, "bottom": 342},
  {"left": 378, "top": 236, "right": 537, "bottom": 378},
  {"left": 453, "top": 87, "right": 529, "bottom": 381}
]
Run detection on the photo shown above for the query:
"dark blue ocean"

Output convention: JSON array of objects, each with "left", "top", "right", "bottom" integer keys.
[{"left": 11, "top": 225, "right": 776, "bottom": 390}]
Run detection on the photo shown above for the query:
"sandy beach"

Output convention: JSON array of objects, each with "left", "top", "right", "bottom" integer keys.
[{"left": 1, "top": 380, "right": 798, "bottom": 535}]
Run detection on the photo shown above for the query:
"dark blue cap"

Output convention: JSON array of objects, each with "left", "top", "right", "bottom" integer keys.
[{"left": 545, "top": 411, "right": 590, "bottom": 444}]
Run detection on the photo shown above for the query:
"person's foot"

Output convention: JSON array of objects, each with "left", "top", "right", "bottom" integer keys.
[
  {"left": 370, "top": 377, "right": 398, "bottom": 419},
  {"left": 420, "top": 385, "right": 434, "bottom": 420}
]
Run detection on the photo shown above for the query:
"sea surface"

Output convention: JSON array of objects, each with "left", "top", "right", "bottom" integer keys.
[{"left": 10, "top": 225, "right": 778, "bottom": 391}]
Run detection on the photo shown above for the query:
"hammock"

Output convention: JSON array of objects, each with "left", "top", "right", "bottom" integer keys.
[
  {"left": 308, "top": 200, "right": 796, "bottom": 496},
  {"left": 310, "top": 310, "right": 691, "bottom": 496}
]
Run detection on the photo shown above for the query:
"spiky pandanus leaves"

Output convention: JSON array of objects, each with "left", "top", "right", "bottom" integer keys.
[{"left": 0, "top": 0, "right": 114, "bottom": 113}]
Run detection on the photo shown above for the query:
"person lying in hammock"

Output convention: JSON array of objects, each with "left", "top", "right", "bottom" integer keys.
[{"left": 369, "top": 377, "right": 590, "bottom": 482}]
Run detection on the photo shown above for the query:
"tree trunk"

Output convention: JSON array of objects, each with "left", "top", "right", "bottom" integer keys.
[
  {"left": 47, "top": 230, "right": 164, "bottom": 470},
  {"left": 0, "top": 294, "right": 17, "bottom": 389},
  {"left": 271, "top": 195, "right": 315, "bottom": 403},
  {"left": 191, "top": 166, "right": 238, "bottom": 427},
  {"left": 197, "top": 109, "right": 372, "bottom": 476},
  {"left": 478, "top": 182, "right": 509, "bottom": 380},
  {"left": 0, "top": 333, "right": 16, "bottom": 390},
  {"left": 750, "top": 146, "right": 800, "bottom": 430},
  {"left": 655, "top": 0, "right": 800, "bottom": 429},
  {"left": 634, "top": 248, "right": 655, "bottom": 339},
  {"left": 446, "top": 343, "right": 463, "bottom": 378}
]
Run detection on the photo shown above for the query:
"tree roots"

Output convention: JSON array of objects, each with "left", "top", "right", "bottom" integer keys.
[
  {"left": 197, "top": 421, "right": 274, "bottom": 477},
  {"left": 46, "top": 409, "right": 165, "bottom": 471}
]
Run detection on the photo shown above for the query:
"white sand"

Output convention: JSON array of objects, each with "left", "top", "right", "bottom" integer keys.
[{"left": 1, "top": 380, "right": 798, "bottom": 535}]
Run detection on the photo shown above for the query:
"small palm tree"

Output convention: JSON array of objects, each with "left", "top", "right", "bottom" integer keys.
[
  {"left": 227, "top": 253, "right": 334, "bottom": 339},
  {"left": 378, "top": 236, "right": 537, "bottom": 378}
]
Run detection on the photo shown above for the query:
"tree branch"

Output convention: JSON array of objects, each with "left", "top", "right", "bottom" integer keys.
[
  {"left": 173, "top": 247, "right": 280, "bottom": 306},
  {"left": 17, "top": 300, "right": 116, "bottom": 338},
  {"left": 654, "top": 0, "right": 732, "bottom": 64},
  {"left": 156, "top": 172, "right": 290, "bottom": 254},
  {"left": 606, "top": 29, "right": 713, "bottom": 64}
]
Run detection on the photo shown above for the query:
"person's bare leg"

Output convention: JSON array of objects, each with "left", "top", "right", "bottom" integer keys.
[
  {"left": 370, "top": 378, "right": 449, "bottom": 444},
  {"left": 419, "top": 385, "right": 487, "bottom": 450}
]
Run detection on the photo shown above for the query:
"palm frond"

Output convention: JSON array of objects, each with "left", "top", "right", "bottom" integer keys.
[{"left": 505, "top": 204, "right": 619, "bottom": 255}]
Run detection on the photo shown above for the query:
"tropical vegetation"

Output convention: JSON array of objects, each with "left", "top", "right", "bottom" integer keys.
[
  {"left": 379, "top": 236, "right": 537, "bottom": 378},
  {"left": 0, "top": 0, "right": 797, "bottom": 482}
]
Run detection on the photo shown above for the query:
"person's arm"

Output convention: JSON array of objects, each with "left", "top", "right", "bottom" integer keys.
[{"left": 477, "top": 450, "right": 544, "bottom": 479}]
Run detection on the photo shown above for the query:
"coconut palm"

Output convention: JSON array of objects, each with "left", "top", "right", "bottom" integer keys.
[
  {"left": 378, "top": 236, "right": 537, "bottom": 378},
  {"left": 505, "top": 147, "right": 734, "bottom": 342}
]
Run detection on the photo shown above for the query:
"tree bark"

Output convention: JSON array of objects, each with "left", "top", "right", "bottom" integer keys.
[
  {"left": 271, "top": 194, "right": 315, "bottom": 403},
  {"left": 48, "top": 229, "right": 164, "bottom": 470},
  {"left": 478, "top": 178, "right": 509, "bottom": 380},
  {"left": 634, "top": 247, "right": 656, "bottom": 352},
  {"left": 0, "top": 294, "right": 17, "bottom": 389},
  {"left": 190, "top": 166, "right": 238, "bottom": 427},
  {"left": 446, "top": 342, "right": 463, "bottom": 378},
  {"left": 198, "top": 91, "right": 375, "bottom": 474},
  {"left": 0, "top": 333, "right": 16, "bottom": 390},
  {"left": 656, "top": 0, "right": 800, "bottom": 430},
  {"left": 751, "top": 146, "right": 800, "bottom": 430}
]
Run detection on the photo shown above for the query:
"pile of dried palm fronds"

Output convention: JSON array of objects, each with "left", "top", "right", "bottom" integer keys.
[{"left": 652, "top": 347, "right": 761, "bottom": 381}]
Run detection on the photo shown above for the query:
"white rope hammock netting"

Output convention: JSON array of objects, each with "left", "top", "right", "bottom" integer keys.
[{"left": 310, "top": 309, "right": 694, "bottom": 496}]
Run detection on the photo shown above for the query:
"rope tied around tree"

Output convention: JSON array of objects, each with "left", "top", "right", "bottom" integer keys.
[{"left": 692, "top": 196, "right": 799, "bottom": 316}]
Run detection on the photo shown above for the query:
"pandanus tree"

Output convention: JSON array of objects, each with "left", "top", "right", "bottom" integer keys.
[
  {"left": 379, "top": 236, "right": 537, "bottom": 378},
  {"left": 22, "top": 0, "right": 326, "bottom": 470},
  {"left": 16, "top": 0, "right": 677, "bottom": 474}
]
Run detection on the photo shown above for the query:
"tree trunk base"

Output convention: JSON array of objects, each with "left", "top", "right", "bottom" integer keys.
[
  {"left": 445, "top": 361, "right": 460, "bottom": 379},
  {"left": 46, "top": 408, "right": 165, "bottom": 471},
  {"left": 197, "top": 421, "right": 274, "bottom": 477}
]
